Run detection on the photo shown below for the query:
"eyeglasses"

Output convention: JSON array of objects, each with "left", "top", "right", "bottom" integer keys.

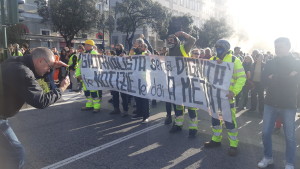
[
  {"left": 43, "top": 57, "right": 54, "bottom": 71},
  {"left": 192, "top": 53, "right": 200, "bottom": 55}
]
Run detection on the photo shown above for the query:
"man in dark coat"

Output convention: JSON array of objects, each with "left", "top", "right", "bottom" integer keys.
[
  {"left": 0, "top": 47, "right": 70, "bottom": 168},
  {"left": 258, "top": 37, "right": 299, "bottom": 169}
]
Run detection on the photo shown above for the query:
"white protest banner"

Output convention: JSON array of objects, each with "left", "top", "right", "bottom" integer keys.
[{"left": 80, "top": 54, "right": 234, "bottom": 122}]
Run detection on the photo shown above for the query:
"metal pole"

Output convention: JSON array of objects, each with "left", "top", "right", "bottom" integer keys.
[
  {"left": 0, "top": 0, "right": 8, "bottom": 60},
  {"left": 3, "top": 25, "right": 8, "bottom": 59}
]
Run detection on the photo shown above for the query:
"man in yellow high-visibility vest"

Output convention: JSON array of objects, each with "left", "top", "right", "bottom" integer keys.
[
  {"left": 67, "top": 47, "right": 79, "bottom": 91},
  {"left": 166, "top": 31, "right": 199, "bottom": 138},
  {"left": 204, "top": 39, "right": 246, "bottom": 156},
  {"left": 76, "top": 40, "right": 102, "bottom": 113}
]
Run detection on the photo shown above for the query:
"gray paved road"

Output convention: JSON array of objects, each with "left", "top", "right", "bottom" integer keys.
[{"left": 9, "top": 91, "right": 300, "bottom": 169}]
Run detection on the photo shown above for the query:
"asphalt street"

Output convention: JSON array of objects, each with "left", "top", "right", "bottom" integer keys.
[{"left": 8, "top": 91, "right": 300, "bottom": 169}]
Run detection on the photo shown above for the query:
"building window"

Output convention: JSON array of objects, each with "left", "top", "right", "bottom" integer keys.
[
  {"left": 41, "top": 41, "right": 51, "bottom": 48},
  {"left": 41, "top": 29, "right": 50, "bottom": 36},
  {"left": 82, "top": 34, "right": 87, "bottom": 38}
]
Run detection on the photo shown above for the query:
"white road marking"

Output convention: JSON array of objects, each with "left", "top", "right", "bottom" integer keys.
[
  {"left": 238, "top": 120, "right": 252, "bottom": 129},
  {"left": 41, "top": 122, "right": 164, "bottom": 169},
  {"left": 69, "top": 120, "right": 114, "bottom": 132},
  {"left": 20, "top": 99, "right": 85, "bottom": 112},
  {"left": 235, "top": 109, "right": 248, "bottom": 118}
]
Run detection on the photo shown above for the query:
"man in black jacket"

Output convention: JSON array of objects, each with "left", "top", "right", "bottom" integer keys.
[
  {"left": 110, "top": 43, "right": 129, "bottom": 117},
  {"left": 257, "top": 38, "right": 299, "bottom": 169},
  {"left": 0, "top": 47, "right": 70, "bottom": 169}
]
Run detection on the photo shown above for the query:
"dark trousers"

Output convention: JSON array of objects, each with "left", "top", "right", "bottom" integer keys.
[
  {"left": 84, "top": 90, "right": 102, "bottom": 99},
  {"left": 250, "top": 82, "right": 264, "bottom": 113},
  {"left": 135, "top": 97, "right": 149, "bottom": 119},
  {"left": 238, "top": 86, "right": 250, "bottom": 109},
  {"left": 165, "top": 102, "right": 176, "bottom": 116},
  {"left": 112, "top": 91, "right": 128, "bottom": 111}
]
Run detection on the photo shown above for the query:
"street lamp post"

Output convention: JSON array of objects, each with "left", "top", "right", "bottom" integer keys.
[{"left": 0, "top": 0, "right": 8, "bottom": 61}]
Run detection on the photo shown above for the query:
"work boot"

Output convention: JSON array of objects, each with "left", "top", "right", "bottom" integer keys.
[
  {"left": 110, "top": 108, "right": 121, "bottom": 115},
  {"left": 81, "top": 107, "right": 93, "bottom": 111},
  {"left": 164, "top": 115, "right": 172, "bottom": 125},
  {"left": 204, "top": 140, "right": 221, "bottom": 148},
  {"left": 93, "top": 109, "right": 100, "bottom": 113},
  {"left": 169, "top": 124, "right": 182, "bottom": 133},
  {"left": 188, "top": 129, "right": 197, "bottom": 138},
  {"left": 228, "top": 146, "right": 238, "bottom": 156}
]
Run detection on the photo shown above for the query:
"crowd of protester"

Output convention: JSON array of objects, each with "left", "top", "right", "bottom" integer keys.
[{"left": 3, "top": 35, "right": 300, "bottom": 169}]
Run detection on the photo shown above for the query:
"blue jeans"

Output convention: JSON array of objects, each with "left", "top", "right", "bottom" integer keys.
[
  {"left": 262, "top": 104, "right": 296, "bottom": 166},
  {"left": 0, "top": 120, "right": 25, "bottom": 169}
]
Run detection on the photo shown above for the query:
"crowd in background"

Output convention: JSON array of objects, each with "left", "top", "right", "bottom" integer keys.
[
  {"left": 6, "top": 38, "right": 300, "bottom": 118},
  {"left": 4, "top": 34, "right": 300, "bottom": 169}
]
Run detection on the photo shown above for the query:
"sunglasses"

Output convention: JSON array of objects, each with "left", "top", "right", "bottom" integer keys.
[
  {"left": 192, "top": 53, "right": 200, "bottom": 55},
  {"left": 43, "top": 57, "right": 54, "bottom": 71}
]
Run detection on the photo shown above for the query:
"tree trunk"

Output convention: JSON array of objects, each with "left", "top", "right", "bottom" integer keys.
[
  {"left": 109, "top": 31, "right": 112, "bottom": 50},
  {"left": 127, "top": 28, "right": 136, "bottom": 51},
  {"left": 66, "top": 39, "right": 72, "bottom": 48},
  {"left": 102, "top": 27, "right": 105, "bottom": 50},
  {"left": 125, "top": 31, "right": 130, "bottom": 51},
  {"left": 62, "top": 35, "right": 73, "bottom": 48}
]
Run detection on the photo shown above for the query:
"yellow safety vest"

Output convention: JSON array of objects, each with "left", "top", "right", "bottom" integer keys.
[
  {"left": 75, "top": 50, "right": 98, "bottom": 77},
  {"left": 12, "top": 51, "right": 23, "bottom": 56},
  {"left": 68, "top": 54, "right": 78, "bottom": 69},
  {"left": 179, "top": 44, "right": 190, "bottom": 57},
  {"left": 210, "top": 51, "right": 246, "bottom": 96}
]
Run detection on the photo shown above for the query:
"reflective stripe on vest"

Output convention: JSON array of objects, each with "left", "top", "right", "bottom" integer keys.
[
  {"left": 210, "top": 51, "right": 246, "bottom": 96},
  {"left": 179, "top": 44, "right": 190, "bottom": 57}
]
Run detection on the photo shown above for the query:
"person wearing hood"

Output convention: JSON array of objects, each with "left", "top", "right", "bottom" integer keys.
[
  {"left": 166, "top": 31, "right": 199, "bottom": 138},
  {"left": 0, "top": 47, "right": 70, "bottom": 168},
  {"left": 204, "top": 39, "right": 246, "bottom": 156}
]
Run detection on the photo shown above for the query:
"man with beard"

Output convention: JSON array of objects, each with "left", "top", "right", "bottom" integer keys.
[
  {"left": 115, "top": 43, "right": 126, "bottom": 56},
  {"left": 166, "top": 31, "right": 199, "bottom": 138}
]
